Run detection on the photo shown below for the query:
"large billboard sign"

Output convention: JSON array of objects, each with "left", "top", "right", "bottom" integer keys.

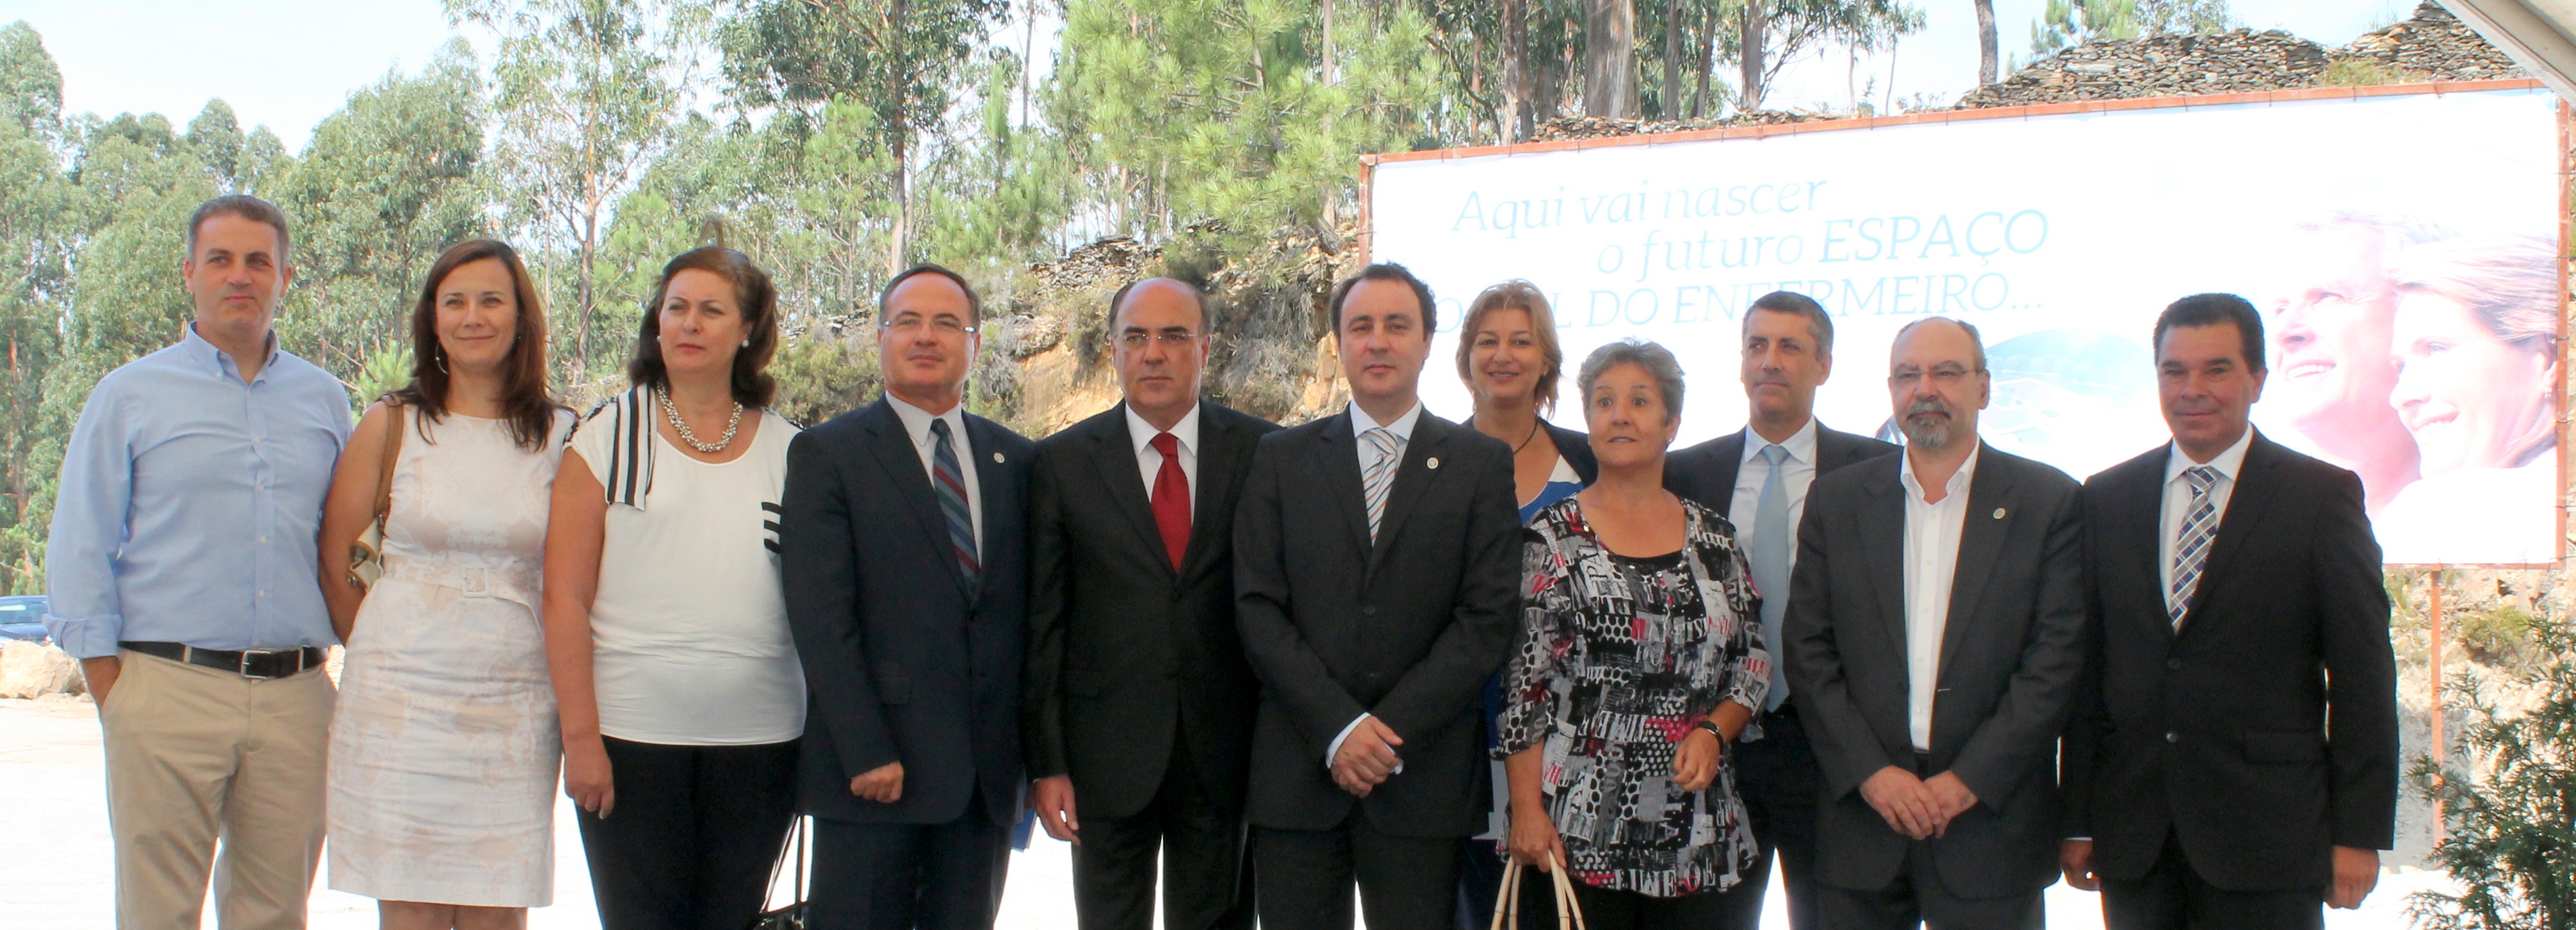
[{"left": 1365, "top": 84, "right": 2566, "bottom": 566}]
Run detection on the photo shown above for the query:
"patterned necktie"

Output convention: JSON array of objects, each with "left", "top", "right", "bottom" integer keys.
[
  {"left": 2168, "top": 465, "right": 2220, "bottom": 626},
  {"left": 1750, "top": 444, "right": 1794, "bottom": 710},
  {"left": 1361, "top": 427, "right": 1402, "bottom": 542},
  {"left": 929, "top": 418, "right": 980, "bottom": 589},
  {"left": 1149, "top": 432, "right": 1191, "bottom": 571}
]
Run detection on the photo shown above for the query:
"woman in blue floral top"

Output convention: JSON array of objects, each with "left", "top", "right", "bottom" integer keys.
[{"left": 1497, "top": 339, "right": 1770, "bottom": 927}]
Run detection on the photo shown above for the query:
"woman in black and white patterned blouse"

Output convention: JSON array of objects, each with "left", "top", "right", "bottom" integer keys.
[{"left": 1497, "top": 338, "right": 1771, "bottom": 927}]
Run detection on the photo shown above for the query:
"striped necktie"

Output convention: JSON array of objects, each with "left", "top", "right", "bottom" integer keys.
[
  {"left": 930, "top": 418, "right": 980, "bottom": 589},
  {"left": 1362, "top": 427, "right": 1402, "bottom": 542},
  {"left": 2168, "top": 465, "right": 2219, "bottom": 626}
]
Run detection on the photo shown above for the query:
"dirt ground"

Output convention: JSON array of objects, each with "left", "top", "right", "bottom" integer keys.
[{"left": 4, "top": 696, "right": 2443, "bottom": 928}]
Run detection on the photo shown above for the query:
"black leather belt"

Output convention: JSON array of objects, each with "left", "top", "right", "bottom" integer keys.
[{"left": 120, "top": 641, "right": 326, "bottom": 680}]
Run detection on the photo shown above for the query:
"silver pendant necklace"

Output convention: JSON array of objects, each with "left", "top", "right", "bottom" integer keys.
[{"left": 656, "top": 387, "right": 743, "bottom": 453}]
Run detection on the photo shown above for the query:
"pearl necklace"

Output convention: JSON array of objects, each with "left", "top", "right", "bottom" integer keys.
[{"left": 657, "top": 387, "right": 742, "bottom": 453}]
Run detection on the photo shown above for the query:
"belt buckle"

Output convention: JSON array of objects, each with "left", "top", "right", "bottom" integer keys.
[
  {"left": 459, "top": 567, "right": 490, "bottom": 598},
  {"left": 238, "top": 648, "right": 300, "bottom": 680}
]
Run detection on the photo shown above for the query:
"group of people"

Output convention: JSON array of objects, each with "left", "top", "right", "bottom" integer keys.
[
  {"left": 2267, "top": 214, "right": 2560, "bottom": 563},
  {"left": 45, "top": 193, "right": 2400, "bottom": 930}
]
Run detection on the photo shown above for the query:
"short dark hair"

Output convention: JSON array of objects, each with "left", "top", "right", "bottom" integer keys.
[
  {"left": 1327, "top": 263, "right": 1437, "bottom": 334},
  {"left": 628, "top": 245, "right": 781, "bottom": 407},
  {"left": 1746, "top": 290, "right": 1834, "bottom": 357},
  {"left": 186, "top": 194, "right": 292, "bottom": 265},
  {"left": 1109, "top": 277, "right": 1209, "bottom": 332},
  {"left": 879, "top": 263, "right": 982, "bottom": 324},
  {"left": 2153, "top": 293, "right": 2267, "bottom": 372}
]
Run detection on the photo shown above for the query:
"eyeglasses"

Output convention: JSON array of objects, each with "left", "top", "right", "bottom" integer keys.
[
  {"left": 883, "top": 314, "right": 977, "bottom": 336},
  {"left": 1117, "top": 332, "right": 1202, "bottom": 348},
  {"left": 1889, "top": 364, "right": 1980, "bottom": 388}
]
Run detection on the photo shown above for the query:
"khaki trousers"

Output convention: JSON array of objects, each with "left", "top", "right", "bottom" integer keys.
[{"left": 101, "top": 648, "right": 335, "bottom": 930}]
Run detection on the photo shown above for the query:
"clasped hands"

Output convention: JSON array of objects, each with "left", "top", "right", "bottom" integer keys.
[
  {"left": 1332, "top": 715, "right": 1406, "bottom": 797},
  {"left": 1859, "top": 765, "right": 1978, "bottom": 840}
]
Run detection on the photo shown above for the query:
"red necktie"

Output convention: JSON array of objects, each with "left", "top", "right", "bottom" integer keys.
[{"left": 1150, "top": 432, "right": 1191, "bottom": 571}]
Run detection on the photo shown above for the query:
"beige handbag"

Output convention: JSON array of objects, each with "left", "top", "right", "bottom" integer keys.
[
  {"left": 344, "top": 402, "right": 405, "bottom": 591},
  {"left": 1492, "top": 851, "right": 1590, "bottom": 930}
]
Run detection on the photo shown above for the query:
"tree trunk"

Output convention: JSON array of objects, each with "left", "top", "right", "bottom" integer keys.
[
  {"left": 1738, "top": 0, "right": 1766, "bottom": 113},
  {"left": 1659, "top": 2, "right": 1681, "bottom": 120},
  {"left": 1582, "top": 0, "right": 1636, "bottom": 117},
  {"left": 1694, "top": 3, "right": 1716, "bottom": 117},
  {"left": 1501, "top": 0, "right": 1532, "bottom": 140},
  {"left": 1975, "top": 0, "right": 1999, "bottom": 85},
  {"left": 885, "top": 0, "right": 911, "bottom": 277}
]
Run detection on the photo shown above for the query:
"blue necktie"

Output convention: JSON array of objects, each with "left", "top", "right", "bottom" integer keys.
[
  {"left": 2169, "top": 466, "right": 2220, "bottom": 626},
  {"left": 930, "top": 419, "right": 979, "bottom": 592},
  {"left": 1750, "top": 445, "right": 1793, "bottom": 711}
]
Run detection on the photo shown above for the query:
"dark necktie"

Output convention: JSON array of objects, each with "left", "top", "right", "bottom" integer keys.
[
  {"left": 1149, "top": 432, "right": 1191, "bottom": 571},
  {"left": 929, "top": 418, "right": 980, "bottom": 588}
]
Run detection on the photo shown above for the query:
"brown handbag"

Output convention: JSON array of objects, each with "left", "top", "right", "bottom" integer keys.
[{"left": 343, "top": 402, "right": 405, "bottom": 591}]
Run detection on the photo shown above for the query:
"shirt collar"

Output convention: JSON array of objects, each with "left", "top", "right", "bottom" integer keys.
[
  {"left": 1899, "top": 441, "right": 1982, "bottom": 504},
  {"left": 1739, "top": 418, "right": 1820, "bottom": 465},
  {"left": 180, "top": 323, "right": 280, "bottom": 384},
  {"left": 2165, "top": 427, "right": 2256, "bottom": 485},
  {"left": 1348, "top": 400, "right": 1423, "bottom": 443},
  {"left": 884, "top": 392, "right": 966, "bottom": 448},
  {"left": 1126, "top": 400, "right": 1203, "bottom": 459}
]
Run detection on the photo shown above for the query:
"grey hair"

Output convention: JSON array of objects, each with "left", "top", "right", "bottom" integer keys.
[
  {"left": 2292, "top": 211, "right": 2451, "bottom": 250},
  {"left": 1893, "top": 316, "right": 1987, "bottom": 371},
  {"left": 1576, "top": 338, "right": 1687, "bottom": 421}
]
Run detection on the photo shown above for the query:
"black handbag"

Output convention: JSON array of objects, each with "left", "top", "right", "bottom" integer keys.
[{"left": 750, "top": 815, "right": 810, "bottom": 930}]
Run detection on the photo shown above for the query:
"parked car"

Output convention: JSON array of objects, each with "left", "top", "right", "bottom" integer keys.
[{"left": 0, "top": 595, "right": 49, "bottom": 644}]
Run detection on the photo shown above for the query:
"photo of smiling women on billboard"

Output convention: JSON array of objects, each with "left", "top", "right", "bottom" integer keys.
[
  {"left": 2370, "top": 234, "right": 2563, "bottom": 565},
  {"left": 2264, "top": 213, "right": 2451, "bottom": 515}
]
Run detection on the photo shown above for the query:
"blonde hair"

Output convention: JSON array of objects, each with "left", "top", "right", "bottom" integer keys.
[
  {"left": 1455, "top": 280, "right": 1565, "bottom": 414},
  {"left": 2388, "top": 234, "right": 2562, "bottom": 466}
]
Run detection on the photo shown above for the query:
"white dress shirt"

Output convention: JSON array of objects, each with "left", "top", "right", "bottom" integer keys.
[
  {"left": 1124, "top": 401, "right": 1202, "bottom": 518},
  {"left": 1326, "top": 399, "right": 1424, "bottom": 770},
  {"left": 886, "top": 393, "right": 983, "bottom": 559},
  {"left": 2158, "top": 428, "right": 2254, "bottom": 599},
  {"left": 1729, "top": 419, "right": 1820, "bottom": 561},
  {"left": 1898, "top": 443, "right": 1980, "bottom": 753}
]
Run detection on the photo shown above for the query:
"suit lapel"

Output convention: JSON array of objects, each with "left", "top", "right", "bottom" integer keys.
[
  {"left": 2178, "top": 434, "right": 2281, "bottom": 634},
  {"left": 966, "top": 414, "right": 1017, "bottom": 605},
  {"left": 1707, "top": 433, "right": 1746, "bottom": 506},
  {"left": 1316, "top": 414, "right": 1376, "bottom": 564},
  {"left": 1366, "top": 417, "right": 1453, "bottom": 578},
  {"left": 1938, "top": 446, "right": 2018, "bottom": 675},
  {"left": 1177, "top": 405, "right": 1243, "bottom": 581},
  {"left": 1859, "top": 461, "right": 1909, "bottom": 654},
  {"left": 1087, "top": 406, "right": 1175, "bottom": 578},
  {"left": 863, "top": 400, "right": 969, "bottom": 596},
  {"left": 2105, "top": 451, "right": 2171, "bottom": 640}
]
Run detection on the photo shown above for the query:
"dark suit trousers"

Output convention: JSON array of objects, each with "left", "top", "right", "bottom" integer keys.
[
  {"left": 576, "top": 737, "right": 800, "bottom": 930},
  {"left": 1716, "top": 701, "right": 1824, "bottom": 930},
  {"left": 808, "top": 787, "right": 1011, "bottom": 930},
  {"left": 2102, "top": 832, "right": 2324, "bottom": 930},
  {"left": 1071, "top": 730, "right": 1253, "bottom": 930},
  {"left": 1818, "top": 839, "right": 2043, "bottom": 930},
  {"left": 1254, "top": 810, "right": 1461, "bottom": 930}
]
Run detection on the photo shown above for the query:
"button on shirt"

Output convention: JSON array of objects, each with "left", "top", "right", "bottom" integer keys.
[
  {"left": 2159, "top": 428, "right": 2254, "bottom": 599},
  {"left": 886, "top": 394, "right": 984, "bottom": 559},
  {"left": 1898, "top": 443, "right": 1980, "bottom": 753},
  {"left": 1325, "top": 400, "right": 1424, "bottom": 770},
  {"left": 1124, "top": 401, "right": 1201, "bottom": 518},
  {"left": 43, "top": 326, "right": 354, "bottom": 658}
]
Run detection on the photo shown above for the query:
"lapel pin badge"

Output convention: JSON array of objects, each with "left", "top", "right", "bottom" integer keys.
[
  {"left": 1993, "top": 507, "right": 2007, "bottom": 519},
  {"left": 993, "top": 452, "right": 1005, "bottom": 463},
  {"left": 1427, "top": 457, "right": 1441, "bottom": 469}
]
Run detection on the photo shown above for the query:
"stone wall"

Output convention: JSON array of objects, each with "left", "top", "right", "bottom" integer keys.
[{"left": 1956, "top": 3, "right": 2522, "bottom": 109}]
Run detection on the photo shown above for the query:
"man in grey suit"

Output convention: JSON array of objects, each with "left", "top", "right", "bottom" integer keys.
[{"left": 1783, "top": 316, "right": 2086, "bottom": 928}]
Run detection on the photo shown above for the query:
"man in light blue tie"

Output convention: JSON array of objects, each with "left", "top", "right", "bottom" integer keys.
[{"left": 1662, "top": 290, "right": 1896, "bottom": 929}]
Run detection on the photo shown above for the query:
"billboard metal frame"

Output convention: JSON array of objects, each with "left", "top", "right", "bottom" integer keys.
[{"left": 1356, "top": 78, "right": 2570, "bottom": 569}]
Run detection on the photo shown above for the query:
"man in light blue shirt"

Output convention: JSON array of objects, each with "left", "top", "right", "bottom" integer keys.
[{"left": 46, "top": 194, "right": 352, "bottom": 930}]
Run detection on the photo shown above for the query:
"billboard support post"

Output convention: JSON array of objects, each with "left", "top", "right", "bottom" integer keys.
[{"left": 2428, "top": 568, "right": 2447, "bottom": 846}]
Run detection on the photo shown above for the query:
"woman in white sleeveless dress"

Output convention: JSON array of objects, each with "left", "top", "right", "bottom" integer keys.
[{"left": 319, "top": 240, "right": 572, "bottom": 930}]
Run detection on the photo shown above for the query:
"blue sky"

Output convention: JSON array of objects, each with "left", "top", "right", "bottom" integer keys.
[{"left": 0, "top": 0, "right": 2423, "bottom": 152}]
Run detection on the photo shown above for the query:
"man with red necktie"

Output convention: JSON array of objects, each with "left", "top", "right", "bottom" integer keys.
[{"left": 1023, "top": 277, "right": 1281, "bottom": 929}]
